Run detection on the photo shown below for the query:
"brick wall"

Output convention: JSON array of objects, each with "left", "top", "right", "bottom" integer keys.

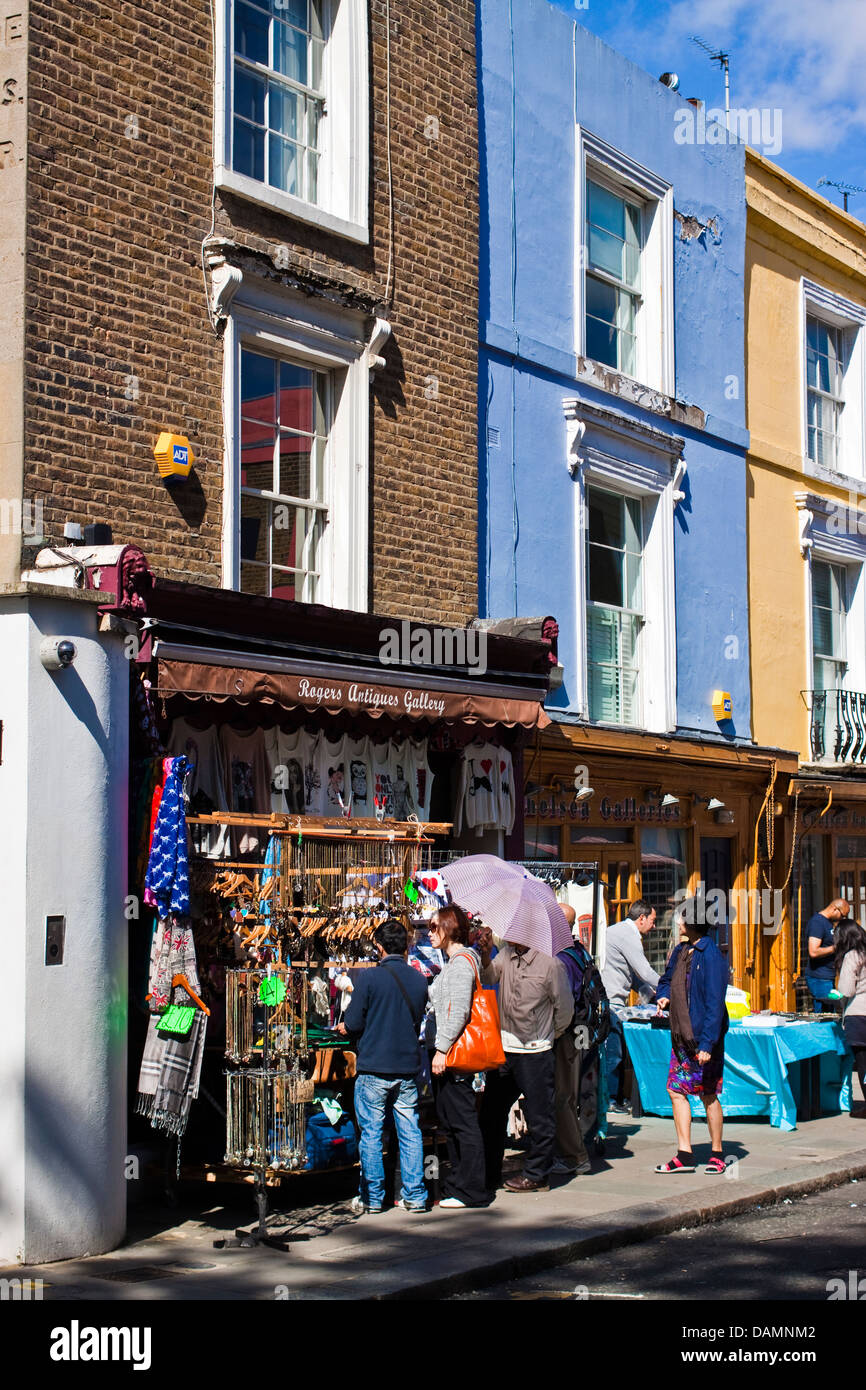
[{"left": 23, "top": 0, "right": 479, "bottom": 626}]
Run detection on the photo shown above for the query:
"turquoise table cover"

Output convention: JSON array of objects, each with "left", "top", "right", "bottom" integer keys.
[{"left": 623, "top": 1018, "right": 852, "bottom": 1131}]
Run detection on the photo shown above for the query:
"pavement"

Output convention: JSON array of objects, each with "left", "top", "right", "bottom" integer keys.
[{"left": 7, "top": 1106, "right": 866, "bottom": 1301}]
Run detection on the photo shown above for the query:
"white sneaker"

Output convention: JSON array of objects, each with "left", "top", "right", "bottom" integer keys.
[{"left": 439, "top": 1197, "right": 467, "bottom": 1209}]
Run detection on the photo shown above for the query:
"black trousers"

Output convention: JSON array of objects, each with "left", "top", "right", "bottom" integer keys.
[
  {"left": 480, "top": 1050, "right": 556, "bottom": 1187},
  {"left": 434, "top": 1072, "right": 490, "bottom": 1206}
]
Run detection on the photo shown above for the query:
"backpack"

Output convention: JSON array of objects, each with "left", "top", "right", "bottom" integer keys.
[{"left": 560, "top": 944, "right": 611, "bottom": 1049}]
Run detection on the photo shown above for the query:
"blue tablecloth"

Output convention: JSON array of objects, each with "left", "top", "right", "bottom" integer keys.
[{"left": 623, "top": 1018, "right": 852, "bottom": 1131}]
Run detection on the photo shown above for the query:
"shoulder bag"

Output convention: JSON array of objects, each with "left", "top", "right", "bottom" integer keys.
[{"left": 445, "top": 953, "right": 506, "bottom": 1073}]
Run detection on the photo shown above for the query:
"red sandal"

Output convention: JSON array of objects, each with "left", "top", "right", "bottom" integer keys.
[
  {"left": 654, "top": 1155, "right": 695, "bottom": 1173},
  {"left": 704, "top": 1156, "right": 727, "bottom": 1174}
]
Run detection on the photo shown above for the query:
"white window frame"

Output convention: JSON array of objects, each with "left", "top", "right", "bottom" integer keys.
[
  {"left": 575, "top": 128, "right": 674, "bottom": 396},
  {"left": 215, "top": 0, "right": 369, "bottom": 244},
  {"left": 567, "top": 402, "right": 680, "bottom": 734},
  {"left": 801, "top": 279, "right": 866, "bottom": 485},
  {"left": 797, "top": 491, "right": 866, "bottom": 762},
  {"left": 222, "top": 279, "right": 370, "bottom": 610}
]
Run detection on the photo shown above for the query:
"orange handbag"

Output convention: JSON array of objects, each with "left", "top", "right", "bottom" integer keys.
[{"left": 445, "top": 956, "right": 506, "bottom": 1073}]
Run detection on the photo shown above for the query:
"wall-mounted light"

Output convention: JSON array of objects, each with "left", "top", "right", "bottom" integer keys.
[
  {"left": 707, "top": 797, "right": 726, "bottom": 812},
  {"left": 574, "top": 786, "right": 595, "bottom": 801},
  {"left": 661, "top": 793, "right": 679, "bottom": 808}
]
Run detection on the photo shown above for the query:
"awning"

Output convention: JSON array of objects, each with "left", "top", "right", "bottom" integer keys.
[{"left": 156, "top": 657, "right": 551, "bottom": 730}]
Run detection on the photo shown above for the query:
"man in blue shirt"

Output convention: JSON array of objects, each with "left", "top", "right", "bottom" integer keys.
[
  {"left": 805, "top": 899, "right": 847, "bottom": 1013},
  {"left": 340, "top": 919, "right": 430, "bottom": 1214}
]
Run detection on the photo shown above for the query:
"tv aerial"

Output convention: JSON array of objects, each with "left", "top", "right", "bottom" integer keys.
[
  {"left": 691, "top": 34, "right": 731, "bottom": 119},
  {"left": 817, "top": 177, "right": 866, "bottom": 213}
]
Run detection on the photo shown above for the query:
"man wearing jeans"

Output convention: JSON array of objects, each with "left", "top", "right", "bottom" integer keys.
[
  {"left": 805, "top": 899, "right": 847, "bottom": 1013},
  {"left": 340, "top": 919, "right": 430, "bottom": 1214}
]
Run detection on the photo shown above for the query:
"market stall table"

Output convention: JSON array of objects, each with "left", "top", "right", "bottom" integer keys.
[{"left": 623, "top": 1016, "right": 852, "bottom": 1131}]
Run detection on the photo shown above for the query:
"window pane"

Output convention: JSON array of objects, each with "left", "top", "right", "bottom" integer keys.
[
  {"left": 278, "top": 435, "right": 312, "bottom": 498},
  {"left": 279, "top": 361, "right": 314, "bottom": 431},
  {"left": 235, "top": 67, "right": 266, "bottom": 124},
  {"left": 241, "top": 441, "right": 275, "bottom": 492},
  {"left": 242, "top": 350, "right": 277, "bottom": 423},
  {"left": 270, "top": 571, "right": 297, "bottom": 602},
  {"left": 235, "top": 2, "right": 270, "bottom": 64},
  {"left": 241, "top": 563, "right": 270, "bottom": 596},
  {"left": 310, "top": 36, "right": 324, "bottom": 88},
  {"left": 233, "top": 119, "right": 265, "bottom": 180},
  {"left": 270, "top": 0, "right": 306, "bottom": 26},
  {"left": 240, "top": 494, "right": 269, "bottom": 562},
  {"left": 269, "top": 84, "right": 300, "bottom": 141},
  {"left": 273, "top": 18, "right": 307, "bottom": 84},
  {"left": 588, "top": 181, "right": 624, "bottom": 238},
  {"left": 588, "top": 222, "right": 626, "bottom": 281},
  {"left": 588, "top": 488, "right": 623, "bottom": 547},
  {"left": 272, "top": 503, "right": 300, "bottom": 569},
  {"left": 588, "top": 545, "right": 622, "bottom": 604},
  {"left": 268, "top": 132, "right": 301, "bottom": 195}
]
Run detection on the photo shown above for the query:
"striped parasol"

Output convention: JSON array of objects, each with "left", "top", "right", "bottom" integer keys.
[{"left": 439, "top": 854, "right": 572, "bottom": 956}]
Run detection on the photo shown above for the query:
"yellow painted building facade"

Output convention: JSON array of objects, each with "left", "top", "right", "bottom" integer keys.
[{"left": 747, "top": 149, "right": 866, "bottom": 1004}]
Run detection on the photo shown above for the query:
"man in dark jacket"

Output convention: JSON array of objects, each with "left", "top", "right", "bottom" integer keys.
[
  {"left": 654, "top": 897, "right": 730, "bottom": 1175},
  {"left": 340, "top": 918, "right": 430, "bottom": 1213}
]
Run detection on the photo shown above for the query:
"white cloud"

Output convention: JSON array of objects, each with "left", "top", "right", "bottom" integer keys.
[{"left": 659, "top": 0, "right": 866, "bottom": 158}]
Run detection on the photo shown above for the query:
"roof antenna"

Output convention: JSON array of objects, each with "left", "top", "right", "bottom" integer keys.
[
  {"left": 691, "top": 34, "right": 730, "bottom": 122},
  {"left": 816, "top": 177, "right": 866, "bottom": 214}
]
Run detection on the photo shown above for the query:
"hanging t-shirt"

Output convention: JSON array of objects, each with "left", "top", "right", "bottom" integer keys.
[
  {"left": 344, "top": 735, "right": 374, "bottom": 816},
  {"left": 168, "top": 720, "right": 229, "bottom": 858},
  {"left": 390, "top": 737, "right": 434, "bottom": 822},
  {"left": 264, "top": 726, "right": 312, "bottom": 816},
  {"left": 313, "top": 734, "right": 349, "bottom": 815},
  {"left": 371, "top": 739, "right": 395, "bottom": 816},
  {"left": 455, "top": 741, "right": 500, "bottom": 832},
  {"left": 220, "top": 726, "right": 270, "bottom": 854},
  {"left": 496, "top": 747, "right": 516, "bottom": 835}
]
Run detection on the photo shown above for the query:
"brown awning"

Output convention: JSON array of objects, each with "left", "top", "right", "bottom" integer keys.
[{"left": 157, "top": 658, "right": 551, "bottom": 730}]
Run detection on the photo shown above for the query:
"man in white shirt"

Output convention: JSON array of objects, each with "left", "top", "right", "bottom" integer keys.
[{"left": 601, "top": 900, "right": 660, "bottom": 1114}]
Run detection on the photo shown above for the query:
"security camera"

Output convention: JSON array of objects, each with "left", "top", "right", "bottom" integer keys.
[{"left": 40, "top": 637, "right": 77, "bottom": 671}]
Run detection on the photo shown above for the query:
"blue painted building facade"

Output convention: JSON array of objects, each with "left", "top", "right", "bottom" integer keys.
[{"left": 478, "top": 0, "right": 751, "bottom": 746}]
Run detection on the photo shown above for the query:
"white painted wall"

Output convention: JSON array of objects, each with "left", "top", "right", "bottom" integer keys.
[{"left": 0, "top": 588, "right": 129, "bottom": 1262}]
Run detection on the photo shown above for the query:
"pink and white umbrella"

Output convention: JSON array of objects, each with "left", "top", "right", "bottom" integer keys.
[{"left": 439, "top": 854, "right": 573, "bottom": 956}]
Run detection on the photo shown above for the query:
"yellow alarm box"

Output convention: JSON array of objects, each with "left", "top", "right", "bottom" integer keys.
[
  {"left": 712, "top": 690, "right": 733, "bottom": 721},
  {"left": 154, "top": 432, "right": 195, "bottom": 480}
]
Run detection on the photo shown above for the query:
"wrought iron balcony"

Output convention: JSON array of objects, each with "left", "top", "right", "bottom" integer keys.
[{"left": 804, "top": 688, "right": 866, "bottom": 765}]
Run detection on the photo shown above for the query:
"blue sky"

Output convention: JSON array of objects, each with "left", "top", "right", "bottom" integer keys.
[{"left": 548, "top": 0, "right": 866, "bottom": 220}]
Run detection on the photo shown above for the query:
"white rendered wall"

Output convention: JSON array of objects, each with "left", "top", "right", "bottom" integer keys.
[{"left": 0, "top": 590, "right": 129, "bottom": 1262}]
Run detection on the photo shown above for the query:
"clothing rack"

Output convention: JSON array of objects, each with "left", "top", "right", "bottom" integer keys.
[{"left": 511, "top": 859, "right": 603, "bottom": 958}]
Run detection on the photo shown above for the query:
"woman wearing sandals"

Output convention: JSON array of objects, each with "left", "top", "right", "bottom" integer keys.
[
  {"left": 428, "top": 905, "right": 492, "bottom": 1208},
  {"left": 654, "top": 897, "right": 730, "bottom": 1175}
]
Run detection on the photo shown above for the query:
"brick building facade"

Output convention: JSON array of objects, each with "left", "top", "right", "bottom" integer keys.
[{"left": 17, "top": 0, "right": 479, "bottom": 624}]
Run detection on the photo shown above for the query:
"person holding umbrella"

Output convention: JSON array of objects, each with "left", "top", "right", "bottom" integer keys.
[
  {"left": 475, "top": 926, "right": 574, "bottom": 1192},
  {"left": 438, "top": 855, "right": 576, "bottom": 1194}
]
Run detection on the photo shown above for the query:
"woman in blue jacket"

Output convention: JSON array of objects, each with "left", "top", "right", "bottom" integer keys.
[{"left": 654, "top": 898, "right": 730, "bottom": 1175}]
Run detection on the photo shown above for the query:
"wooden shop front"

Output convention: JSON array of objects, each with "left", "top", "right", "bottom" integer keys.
[{"left": 518, "top": 721, "right": 800, "bottom": 1010}]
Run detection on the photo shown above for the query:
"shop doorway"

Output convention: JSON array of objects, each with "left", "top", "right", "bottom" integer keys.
[
  {"left": 701, "top": 835, "right": 733, "bottom": 956},
  {"left": 568, "top": 828, "right": 638, "bottom": 924},
  {"left": 835, "top": 836, "right": 866, "bottom": 925}
]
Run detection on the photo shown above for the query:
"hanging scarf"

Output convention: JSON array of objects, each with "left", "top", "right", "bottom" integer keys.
[
  {"left": 136, "top": 917, "right": 207, "bottom": 1136},
  {"left": 145, "top": 755, "right": 190, "bottom": 917},
  {"left": 670, "top": 945, "right": 697, "bottom": 1057}
]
